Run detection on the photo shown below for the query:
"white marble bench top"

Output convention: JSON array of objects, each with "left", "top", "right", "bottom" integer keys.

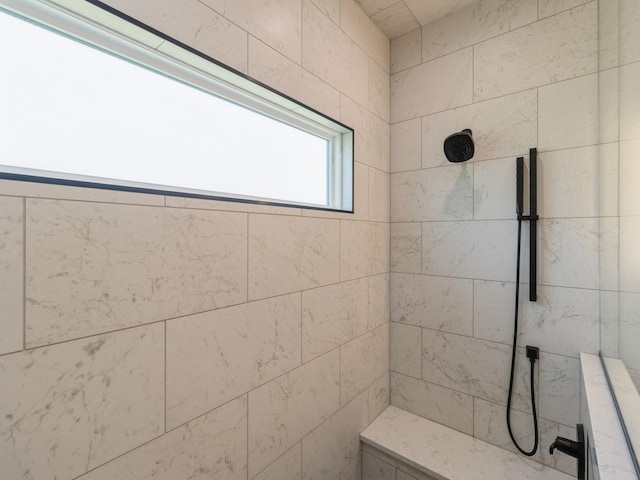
[{"left": 360, "top": 406, "right": 573, "bottom": 480}]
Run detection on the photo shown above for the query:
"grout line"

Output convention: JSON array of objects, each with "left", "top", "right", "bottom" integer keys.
[
  {"left": 164, "top": 320, "right": 167, "bottom": 433},
  {"left": 22, "top": 197, "right": 27, "bottom": 350}
]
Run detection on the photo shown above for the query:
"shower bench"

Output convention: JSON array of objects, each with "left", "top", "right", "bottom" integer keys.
[{"left": 360, "top": 406, "right": 574, "bottom": 480}]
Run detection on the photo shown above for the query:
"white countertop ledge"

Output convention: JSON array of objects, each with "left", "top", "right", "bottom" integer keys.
[
  {"left": 580, "top": 353, "right": 638, "bottom": 480},
  {"left": 361, "top": 406, "right": 573, "bottom": 480}
]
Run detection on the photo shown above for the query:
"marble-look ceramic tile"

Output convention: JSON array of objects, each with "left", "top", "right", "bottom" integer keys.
[
  {"left": 599, "top": 142, "right": 620, "bottom": 219},
  {"left": 103, "top": 0, "right": 249, "bottom": 72},
  {"left": 0, "top": 179, "right": 165, "bottom": 206},
  {"left": 600, "top": 217, "right": 620, "bottom": 291},
  {"left": 620, "top": 216, "right": 640, "bottom": 293},
  {"left": 473, "top": 280, "right": 516, "bottom": 344},
  {"left": 78, "top": 396, "right": 247, "bottom": 480},
  {"left": 391, "top": 273, "right": 473, "bottom": 335},
  {"left": 166, "top": 195, "right": 302, "bottom": 215},
  {"left": 391, "top": 118, "right": 421, "bottom": 173},
  {"left": 302, "top": 278, "right": 368, "bottom": 362},
  {"left": 391, "top": 165, "right": 473, "bottom": 222},
  {"left": 0, "top": 197, "right": 23, "bottom": 355},
  {"left": 519, "top": 285, "right": 600, "bottom": 358},
  {"left": 391, "top": 48, "right": 473, "bottom": 123},
  {"left": 248, "top": 350, "right": 339, "bottom": 477},
  {"left": 26, "top": 199, "right": 247, "bottom": 347},
  {"left": 539, "top": 0, "right": 590, "bottom": 18},
  {"left": 390, "top": 372, "right": 474, "bottom": 435},
  {"left": 474, "top": 2, "right": 597, "bottom": 101},
  {"left": 390, "top": 223, "right": 421, "bottom": 274},
  {"left": 422, "top": 89, "right": 537, "bottom": 168},
  {"left": 397, "top": 470, "right": 421, "bottom": 480},
  {"left": 539, "top": 73, "right": 598, "bottom": 151},
  {"left": 249, "top": 214, "right": 339, "bottom": 299},
  {"left": 369, "top": 59, "right": 391, "bottom": 122},
  {"left": 368, "top": 372, "right": 391, "bottom": 423},
  {"left": 620, "top": 63, "right": 640, "bottom": 141},
  {"left": 390, "top": 322, "right": 422, "bottom": 378},
  {"left": 341, "top": 0, "right": 390, "bottom": 72},
  {"left": 599, "top": 67, "right": 620, "bottom": 144},
  {"left": 422, "top": 330, "right": 525, "bottom": 407},
  {"left": 303, "top": 2, "right": 368, "bottom": 107},
  {"left": 621, "top": 140, "right": 640, "bottom": 216},
  {"left": 354, "top": 0, "right": 396, "bottom": 16},
  {"left": 369, "top": 273, "right": 390, "bottom": 330},
  {"left": 403, "top": 0, "right": 479, "bottom": 26},
  {"left": 252, "top": 443, "right": 302, "bottom": 480},
  {"left": 473, "top": 157, "right": 517, "bottom": 220},
  {"left": 599, "top": 0, "right": 619, "bottom": 70},
  {"left": 599, "top": 290, "right": 620, "bottom": 358},
  {"left": 620, "top": 0, "right": 640, "bottom": 65},
  {"left": 339, "top": 453, "right": 363, "bottom": 480},
  {"left": 340, "top": 220, "right": 389, "bottom": 281},
  {"left": 539, "top": 146, "right": 599, "bottom": 218},
  {"left": 422, "top": 220, "right": 517, "bottom": 282},
  {"left": 630, "top": 368, "right": 640, "bottom": 391},
  {"left": 302, "top": 390, "right": 369, "bottom": 480},
  {"left": 369, "top": 169, "right": 390, "bottom": 222},
  {"left": 473, "top": 398, "right": 577, "bottom": 475},
  {"left": 362, "top": 451, "right": 396, "bottom": 480},
  {"left": 340, "top": 325, "right": 389, "bottom": 405},
  {"left": 539, "top": 353, "right": 580, "bottom": 427},
  {"left": 200, "top": 0, "right": 301, "bottom": 63},
  {"left": 391, "top": 29, "right": 421, "bottom": 74},
  {"left": 248, "top": 38, "right": 340, "bottom": 119},
  {"left": 166, "top": 294, "right": 301, "bottom": 429},
  {"left": 371, "top": 2, "right": 420, "bottom": 40},
  {"left": 309, "top": 0, "right": 340, "bottom": 24},
  {"left": 539, "top": 218, "right": 599, "bottom": 289},
  {"left": 0, "top": 324, "right": 164, "bottom": 480},
  {"left": 342, "top": 95, "right": 390, "bottom": 172},
  {"left": 421, "top": 0, "right": 537, "bottom": 63},
  {"left": 620, "top": 292, "right": 640, "bottom": 370}
]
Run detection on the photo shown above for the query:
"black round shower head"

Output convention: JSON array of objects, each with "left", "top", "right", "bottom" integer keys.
[{"left": 444, "top": 129, "right": 474, "bottom": 163}]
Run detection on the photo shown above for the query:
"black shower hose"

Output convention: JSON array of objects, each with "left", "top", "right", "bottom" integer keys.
[{"left": 506, "top": 218, "right": 539, "bottom": 456}]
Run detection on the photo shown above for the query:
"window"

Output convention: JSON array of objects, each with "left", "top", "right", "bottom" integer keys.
[{"left": 0, "top": 0, "right": 354, "bottom": 212}]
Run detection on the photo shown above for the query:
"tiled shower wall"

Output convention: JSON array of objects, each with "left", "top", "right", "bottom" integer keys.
[
  {"left": 389, "top": 0, "right": 602, "bottom": 475},
  {"left": 0, "top": 1, "right": 390, "bottom": 479}
]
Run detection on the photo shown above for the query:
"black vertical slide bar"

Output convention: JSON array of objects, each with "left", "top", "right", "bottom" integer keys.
[
  {"left": 529, "top": 148, "right": 537, "bottom": 302},
  {"left": 516, "top": 157, "right": 524, "bottom": 217}
]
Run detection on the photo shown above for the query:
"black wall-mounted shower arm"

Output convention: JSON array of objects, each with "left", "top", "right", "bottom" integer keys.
[{"left": 516, "top": 148, "right": 538, "bottom": 302}]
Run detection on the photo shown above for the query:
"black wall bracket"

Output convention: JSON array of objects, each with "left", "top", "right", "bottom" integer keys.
[{"left": 516, "top": 148, "right": 538, "bottom": 302}]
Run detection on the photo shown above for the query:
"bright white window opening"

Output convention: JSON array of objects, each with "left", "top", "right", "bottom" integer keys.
[{"left": 0, "top": 0, "right": 354, "bottom": 211}]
